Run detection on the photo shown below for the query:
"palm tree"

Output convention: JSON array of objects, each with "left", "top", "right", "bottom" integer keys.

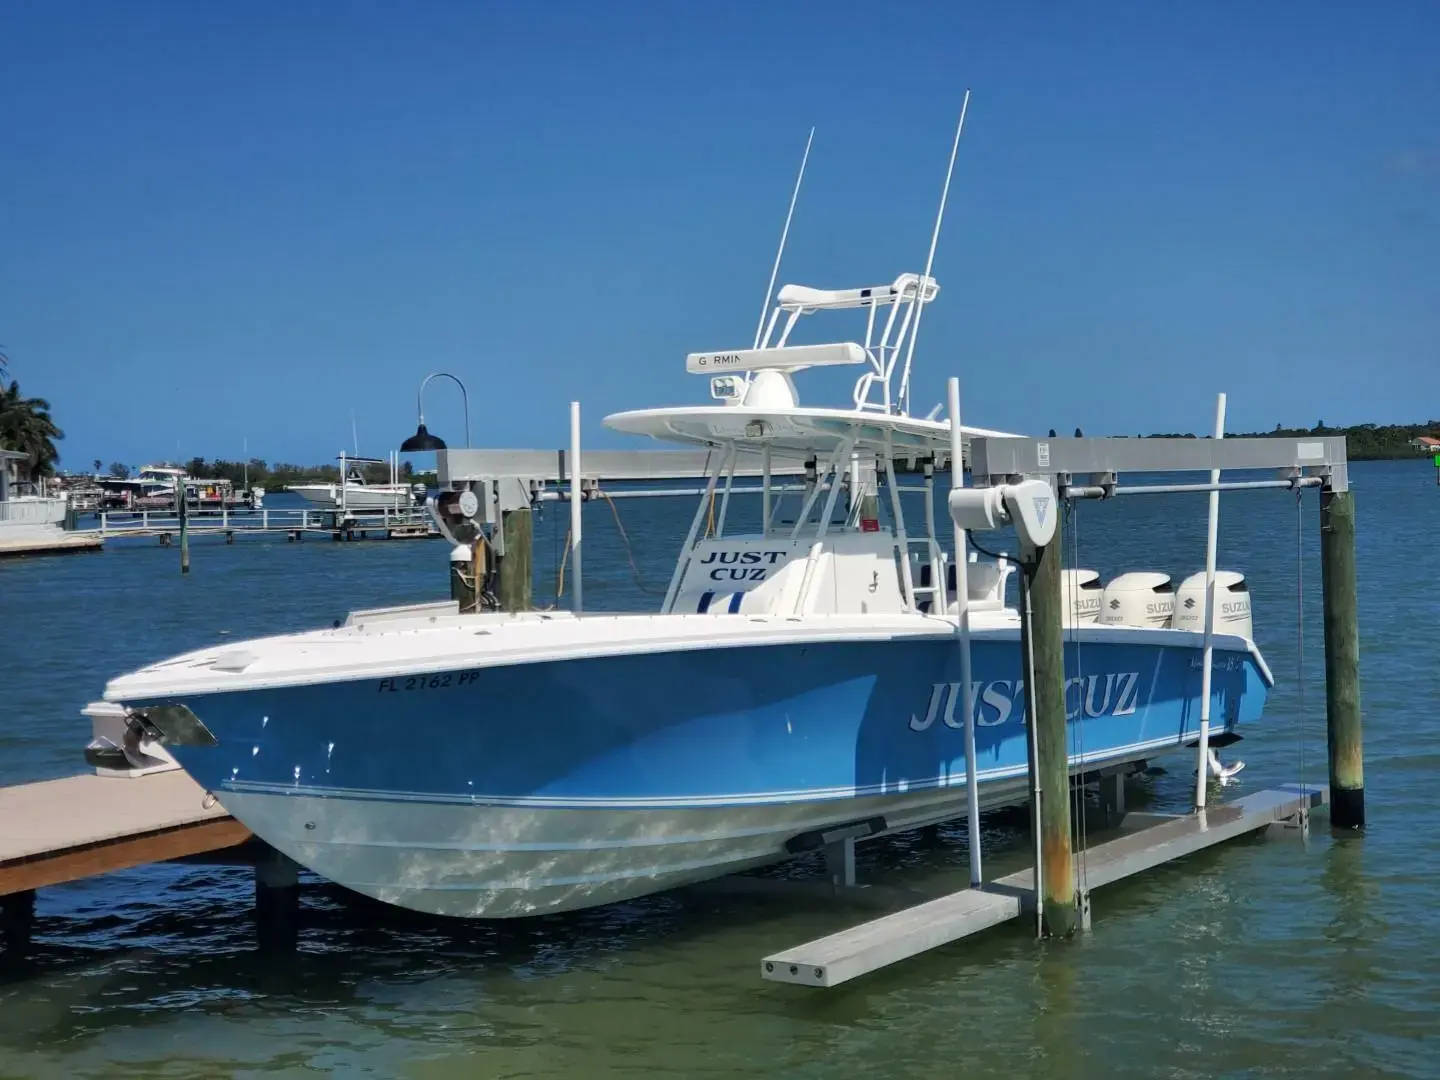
[{"left": 0, "top": 379, "right": 64, "bottom": 478}]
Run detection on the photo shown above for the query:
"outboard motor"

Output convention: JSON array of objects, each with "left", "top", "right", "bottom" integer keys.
[
  {"left": 1097, "top": 571, "right": 1175, "bottom": 628},
  {"left": 1061, "top": 569, "right": 1102, "bottom": 624},
  {"left": 1172, "top": 570, "right": 1253, "bottom": 640}
]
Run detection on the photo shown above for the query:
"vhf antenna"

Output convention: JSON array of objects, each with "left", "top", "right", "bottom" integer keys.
[{"left": 897, "top": 89, "right": 972, "bottom": 416}]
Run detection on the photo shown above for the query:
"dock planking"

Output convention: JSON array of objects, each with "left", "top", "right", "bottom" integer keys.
[
  {"left": 0, "top": 532, "right": 104, "bottom": 557},
  {"left": 0, "top": 771, "right": 249, "bottom": 897}
]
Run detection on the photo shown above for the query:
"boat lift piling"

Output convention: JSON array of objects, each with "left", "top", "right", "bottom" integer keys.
[
  {"left": 947, "top": 378, "right": 983, "bottom": 889},
  {"left": 497, "top": 507, "right": 533, "bottom": 612},
  {"left": 1020, "top": 511, "right": 1078, "bottom": 937},
  {"left": 569, "top": 401, "right": 584, "bottom": 613},
  {"left": 1320, "top": 486, "right": 1364, "bottom": 828}
]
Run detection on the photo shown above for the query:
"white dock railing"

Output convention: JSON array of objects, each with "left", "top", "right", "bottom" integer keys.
[{"left": 91, "top": 506, "right": 435, "bottom": 536}]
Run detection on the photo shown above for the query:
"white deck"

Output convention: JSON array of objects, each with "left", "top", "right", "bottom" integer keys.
[{"left": 103, "top": 598, "right": 1261, "bottom": 701}]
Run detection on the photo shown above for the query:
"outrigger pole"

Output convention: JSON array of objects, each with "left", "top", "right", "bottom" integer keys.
[
  {"left": 897, "top": 89, "right": 971, "bottom": 418},
  {"left": 752, "top": 127, "right": 815, "bottom": 351}
]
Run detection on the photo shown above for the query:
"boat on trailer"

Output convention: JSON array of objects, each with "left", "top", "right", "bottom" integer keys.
[{"left": 84, "top": 264, "right": 1272, "bottom": 919}]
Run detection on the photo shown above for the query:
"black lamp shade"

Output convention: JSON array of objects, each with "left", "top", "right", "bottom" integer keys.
[{"left": 400, "top": 423, "right": 447, "bottom": 453}]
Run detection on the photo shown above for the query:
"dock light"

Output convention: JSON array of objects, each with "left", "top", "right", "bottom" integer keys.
[
  {"left": 400, "top": 423, "right": 446, "bottom": 452},
  {"left": 400, "top": 372, "right": 472, "bottom": 452}
]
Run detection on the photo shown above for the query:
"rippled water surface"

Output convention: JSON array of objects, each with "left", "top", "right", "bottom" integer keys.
[{"left": 1, "top": 465, "right": 1436, "bottom": 1079}]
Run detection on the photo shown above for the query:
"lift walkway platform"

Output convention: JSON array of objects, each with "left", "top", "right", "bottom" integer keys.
[{"left": 761, "top": 783, "right": 1327, "bottom": 989}]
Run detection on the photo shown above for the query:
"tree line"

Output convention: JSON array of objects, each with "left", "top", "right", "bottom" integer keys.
[{"left": 1134, "top": 421, "right": 1440, "bottom": 460}]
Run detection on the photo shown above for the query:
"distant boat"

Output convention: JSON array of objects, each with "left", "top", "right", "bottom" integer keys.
[
  {"left": 286, "top": 452, "right": 418, "bottom": 513},
  {"left": 94, "top": 463, "right": 185, "bottom": 508},
  {"left": 96, "top": 464, "right": 262, "bottom": 510}
]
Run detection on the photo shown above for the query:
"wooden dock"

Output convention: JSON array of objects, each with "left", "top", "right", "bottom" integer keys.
[
  {"left": 0, "top": 531, "right": 104, "bottom": 557},
  {"left": 0, "top": 772, "right": 254, "bottom": 951},
  {"left": 0, "top": 772, "right": 249, "bottom": 896}
]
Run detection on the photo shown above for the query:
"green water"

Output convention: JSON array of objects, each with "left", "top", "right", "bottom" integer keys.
[{"left": 1, "top": 465, "right": 1435, "bottom": 1079}]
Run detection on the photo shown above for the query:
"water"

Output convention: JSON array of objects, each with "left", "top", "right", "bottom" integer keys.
[{"left": 2, "top": 466, "right": 1437, "bottom": 1079}]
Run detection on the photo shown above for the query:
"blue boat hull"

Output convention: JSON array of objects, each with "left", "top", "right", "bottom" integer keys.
[{"left": 141, "top": 631, "right": 1268, "bottom": 917}]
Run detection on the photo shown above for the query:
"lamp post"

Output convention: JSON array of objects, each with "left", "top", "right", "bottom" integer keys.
[{"left": 400, "top": 372, "right": 471, "bottom": 452}]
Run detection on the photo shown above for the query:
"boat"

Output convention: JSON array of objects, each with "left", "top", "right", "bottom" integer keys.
[
  {"left": 84, "top": 265, "right": 1273, "bottom": 919},
  {"left": 93, "top": 464, "right": 261, "bottom": 511},
  {"left": 286, "top": 452, "right": 418, "bottom": 512}
]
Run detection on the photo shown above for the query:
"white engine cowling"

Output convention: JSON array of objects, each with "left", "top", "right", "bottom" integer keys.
[
  {"left": 1172, "top": 570, "right": 1254, "bottom": 640},
  {"left": 1061, "top": 569, "right": 1102, "bottom": 624},
  {"left": 1098, "top": 571, "right": 1175, "bottom": 628}
]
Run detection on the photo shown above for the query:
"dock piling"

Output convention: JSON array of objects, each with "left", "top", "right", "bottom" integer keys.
[
  {"left": 177, "top": 479, "right": 190, "bottom": 574},
  {"left": 1022, "top": 514, "right": 1076, "bottom": 938},
  {"left": 0, "top": 888, "right": 35, "bottom": 954},
  {"left": 1320, "top": 487, "right": 1365, "bottom": 829},
  {"left": 254, "top": 849, "right": 300, "bottom": 951}
]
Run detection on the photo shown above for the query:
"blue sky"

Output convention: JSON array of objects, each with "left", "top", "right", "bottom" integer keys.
[{"left": 2, "top": 1, "right": 1437, "bottom": 470}]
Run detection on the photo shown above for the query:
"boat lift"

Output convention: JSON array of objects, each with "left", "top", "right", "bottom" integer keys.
[
  {"left": 423, "top": 396, "right": 1360, "bottom": 990},
  {"left": 760, "top": 409, "right": 1358, "bottom": 987}
]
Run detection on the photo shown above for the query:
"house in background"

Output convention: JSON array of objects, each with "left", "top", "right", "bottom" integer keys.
[
  {"left": 1411, "top": 435, "right": 1440, "bottom": 455},
  {"left": 0, "top": 448, "right": 102, "bottom": 556}
]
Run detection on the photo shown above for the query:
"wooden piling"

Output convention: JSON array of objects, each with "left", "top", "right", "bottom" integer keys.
[
  {"left": 1320, "top": 487, "right": 1364, "bottom": 829},
  {"left": 177, "top": 481, "right": 191, "bottom": 574},
  {"left": 254, "top": 849, "right": 299, "bottom": 951},
  {"left": 0, "top": 888, "right": 35, "bottom": 953},
  {"left": 1023, "top": 522, "right": 1075, "bottom": 937},
  {"left": 498, "top": 509, "right": 533, "bottom": 612}
]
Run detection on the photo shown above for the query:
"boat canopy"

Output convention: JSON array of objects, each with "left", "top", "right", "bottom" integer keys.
[{"left": 604, "top": 405, "right": 1018, "bottom": 459}]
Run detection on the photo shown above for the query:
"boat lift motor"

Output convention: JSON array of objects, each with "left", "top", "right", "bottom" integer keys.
[
  {"left": 429, "top": 476, "right": 531, "bottom": 555},
  {"left": 947, "top": 478, "right": 1058, "bottom": 553}
]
